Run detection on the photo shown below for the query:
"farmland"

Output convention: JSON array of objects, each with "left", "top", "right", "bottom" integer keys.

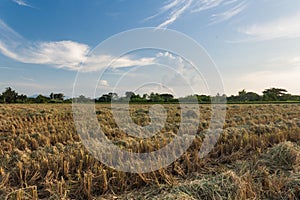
[{"left": 0, "top": 104, "right": 300, "bottom": 199}]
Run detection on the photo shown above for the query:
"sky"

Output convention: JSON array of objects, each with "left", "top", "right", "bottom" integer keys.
[{"left": 1, "top": 0, "right": 300, "bottom": 97}]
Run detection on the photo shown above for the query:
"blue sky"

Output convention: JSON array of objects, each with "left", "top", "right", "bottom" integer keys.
[{"left": 1, "top": 0, "right": 300, "bottom": 97}]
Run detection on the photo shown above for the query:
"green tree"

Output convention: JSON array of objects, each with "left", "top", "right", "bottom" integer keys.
[
  {"left": 149, "top": 92, "right": 161, "bottom": 102},
  {"left": 238, "top": 89, "right": 247, "bottom": 96},
  {"left": 237, "top": 90, "right": 260, "bottom": 101},
  {"left": 49, "top": 92, "right": 64, "bottom": 101},
  {"left": 50, "top": 93, "right": 54, "bottom": 100},
  {"left": 17, "top": 94, "right": 28, "bottom": 103},
  {"left": 125, "top": 91, "right": 135, "bottom": 99},
  {"left": 1, "top": 87, "right": 18, "bottom": 103},
  {"left": 142, "top": 94, "right": 148, "bottom": 101},
  {"left": 263, "top": 88, "right": 288, "bottom": 101},
  {"left": 238, "top": 89, "right": 247, "bottom": 101},
  {"left": 35, "top": 95, "right": 50, "bottom": 103},
  {"left": 98, "top": 94, "right": 111, "bottom": 102},
  {"left": 159, "top": 93, "right": 174, "bottom": 102},
  {"left": 244, "top": 92, "right": 260, "bottom": 101},
  {"left": 197, "top": 95, "right": 211, "bottom": 103},
  {"left": 130, "top": 94, "right": 146, "bottom": 102},
  {"left": 97, "top": 92, "right": 118, "bottom": 102},
  {"left": 54, "top": 93, "right": 64, "bottom": 101},
  {"left": 108, "top": 92, "right": 118, "bottom": 101},
  {"left": 74, "top": 95, "right": 92, "bottom": 103}
]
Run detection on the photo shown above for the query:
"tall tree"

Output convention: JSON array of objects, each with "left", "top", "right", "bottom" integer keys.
[
  {"left": 35, "top": 94, "right": 50, "bottom": 103},
  {"left": 125, "top": 91, "right": 135, "bottom": 99},
  {"left": 50, "top": 93, "right": 54, "bottom": 100},
  {"left": 238, "top": 89, "right": 247, "bottom": 101},
  {"left": 263, "top": 88, "right": 288, "bottom": 101},
  {"left": 108, "top": 92, "right": 118, "bottom": 101},
  {"left": 1, "top": 87, "right": 18, "bottom": 103},
  {"left": 159, "top": 93, "right": 174, "bottom": 102},
  {"left": 17, "top": 94, "right": 28, "bottom": 103},
  {"left": 149, "top": 92, "right": 161, "bottom": 102},
  {"left": 53, "top": 93, "right": 64, "bottom": 101}
]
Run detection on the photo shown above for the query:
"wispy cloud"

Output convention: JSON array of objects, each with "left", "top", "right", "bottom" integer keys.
[
  {"left": 0, "top": 66, "right": 15, "bottom": 70},
  {"left": 0, "top": 41, "right": 90, "bottom": 70},
  {"left": 0, "top": 19, "right": 90, "bottom": 70},
  {"left": 210, "top": 1, "right": 247, "bottom": 24},
  {"left": 157, "top": 0, "right": 193, "bottom": 29},
  {"left": 147, "top": 0, "right": 248, "bottom": 28},
  {"left": 81, "top": 54, "right": 156, "bottom": 72},
  {"left": 239, "top": 13, "right": 300, "bottom": 41},
  {"left": 20, "top": 76, "right": 35, "bottom": 82},
  {"left": 90, "top": 51, "right": 208, "bottom": 97},
  {"left": 12, "top": 0, "right": 34, "bottom": 8},
  {"left": 191, "top": 0, "right": 225, "bottom": 12},
  {"left": 0, "top": 19, "right": 159, "bottom": 72}
]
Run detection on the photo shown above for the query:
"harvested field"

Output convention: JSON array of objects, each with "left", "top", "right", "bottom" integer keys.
[{"left": 1, "top": 104, "right": 300, "bottom": 199}]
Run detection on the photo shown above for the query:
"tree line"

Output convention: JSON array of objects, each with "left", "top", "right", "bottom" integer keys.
[
  {"left": 0, "top": 87, "right": 300, "bottom": 104},
  {"left": 0, "top": 87, "right": 68, "bottom": 104}
]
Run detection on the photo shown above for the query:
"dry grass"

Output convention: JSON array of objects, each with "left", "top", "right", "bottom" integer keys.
[{"left": 0, "top": 104, "right": 300, "bottom": 199}]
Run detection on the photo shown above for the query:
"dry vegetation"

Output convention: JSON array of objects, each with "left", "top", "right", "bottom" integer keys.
[{"left": 0, "top": 104, "right": 300, "bottom": 199}]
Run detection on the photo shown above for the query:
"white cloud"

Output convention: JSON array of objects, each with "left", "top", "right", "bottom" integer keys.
[
  {"left": 210, "top": 1, "right": 247, "bottom": 24},
  {"left": 99, "top": 80, "right": 109, "bottom": 87},
  {"left": 0, "top": 19, "right": 160, "bottom": 72},
  {"left": 0, "top": 41, "right": 89, "bottom": 70},
  {"left": 0, "top": 19, "right": 90, "bottom": 70},
  {"left": 191, "top": 0, "right": 225, "bottom": 12},
  {"left": 156, "top": 51, "right": 176, "bottom": 60},
  {"left": 240, "top": 13, "right": 300, "bottom": 40},
  {"left": 144, "top": 0, "right": 184, "bottom": 22},
  {"left": 81, "top": 54, "right": 156, "bottom": 72},
  {"left": 148, "top": 0, "right": 247, "bottom": 28},
  {"left": 0, "top": 20, "right": 22, "bottom": 40},
  {"left": 83, "top": 50, "right": 211, "bottom": 98},
  {"left": 0, "top": 41, "right": 90, "bottom": 70},
  {"left": 157, "top": 0, "right": 192, "bottom": 29},
  {"left": 110, "top": 56, "right": 155, "bottom": 68},
  {"left": 153, "top": 51, "right": 209, "bottom": 94},
  {"left": 12, "top": 0, "right": 33, "bottom": 8}
]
